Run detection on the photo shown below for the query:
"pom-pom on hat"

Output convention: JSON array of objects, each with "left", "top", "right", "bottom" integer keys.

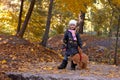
[{"left": 68, "top": 20, "right": 77, "bottom": 26}]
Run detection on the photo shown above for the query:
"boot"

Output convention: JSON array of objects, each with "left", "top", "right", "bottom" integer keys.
[
  {"left": 58, "top": 60, "right": 68, "bottom": 69},
  {"left": 71, "top": 61, "right": 77, "bottom": 70}
]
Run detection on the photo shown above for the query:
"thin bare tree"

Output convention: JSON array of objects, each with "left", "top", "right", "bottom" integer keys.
[
  {"left": 16, "top": 0, "right": 24, "bottom": 34},
  {"left": 17, "top": 0, "right": 36, "bottom": 38},
  {"left": 41, "top": 0, "right": 54, "bottom": 47}
]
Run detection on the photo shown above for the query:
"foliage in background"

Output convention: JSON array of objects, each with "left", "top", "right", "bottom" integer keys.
[
  {"left": 88, "top": 0, "right": 120, "bottom": 36},
  {"left": 0, "top": 0, "right": 19, "bottom": 34},
  {"left": 0, "top": 0, "right": 47, "bottom": 42},
  {"left": 0, "top": 0, "right": 120, "bottom": 41},
  {"left": 90, "top": 1, "right": 112, "bottom": 36},
  {"left": 58, "top": 0, "right": 94, "bottom": 16},
  {"left": 23, "top": 0, "right": 47, "bottom": 41}
]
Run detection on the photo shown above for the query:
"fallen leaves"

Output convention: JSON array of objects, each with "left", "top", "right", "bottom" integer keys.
[
  {"left": 0, "top": 72, "right": 11, "bottom": 80},
  {"left": 107, "top": 71, "right": 120, "bottom": 78},
  {"left": 1, "top": 60, "right": 7, "bottom": 64},
  {"left": 0, "top": 34, "right": 120, "bottom": 80},
  {"left": 0, "top": 34, "right": 62, "bottom": 77}
]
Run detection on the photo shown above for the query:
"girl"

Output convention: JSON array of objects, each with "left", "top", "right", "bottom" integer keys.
[{"left": 58, "top": 19, "right": 82, "bottom": 70}]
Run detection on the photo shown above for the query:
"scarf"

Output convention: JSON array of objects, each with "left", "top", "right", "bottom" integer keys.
[{"left": 68, "top": 29, "right": 77, "bottom": 40}]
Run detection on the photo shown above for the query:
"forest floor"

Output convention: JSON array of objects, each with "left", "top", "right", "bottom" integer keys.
[{"left": 0, "top": 34, "right": 120, "bottom": 80}]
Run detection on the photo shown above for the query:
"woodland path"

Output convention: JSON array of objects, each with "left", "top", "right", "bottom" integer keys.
[{"left": 6, "top": 61, "right": 120, "bottom": 80}]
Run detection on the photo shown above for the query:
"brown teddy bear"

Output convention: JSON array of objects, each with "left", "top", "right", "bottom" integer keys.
[{"left": 71, "top": 48, "right": 89, "bottom": 70}]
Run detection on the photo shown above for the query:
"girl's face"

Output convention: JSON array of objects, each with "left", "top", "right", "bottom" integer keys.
[{"left": 69, "top": 24, "right": 76, "bottom": 30}]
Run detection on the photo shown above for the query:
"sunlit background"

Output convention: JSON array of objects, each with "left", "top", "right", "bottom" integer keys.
[{"left": 0, "top": 0, "right": 120, "bottom": 42}]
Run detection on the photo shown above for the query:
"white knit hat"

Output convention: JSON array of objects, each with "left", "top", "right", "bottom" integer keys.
[{"left": 68, "top": 20, "right": 77, "bottom": 26}]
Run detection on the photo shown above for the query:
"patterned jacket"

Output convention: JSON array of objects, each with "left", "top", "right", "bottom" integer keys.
[{"left": 63, "top": 30, "right": 82, "bottom": 56}]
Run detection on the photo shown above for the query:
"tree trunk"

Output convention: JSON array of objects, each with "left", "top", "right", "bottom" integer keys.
[
  {"left": 108, "top": 10, "right": 113, "bottom": 37},
  {"left": 17, "top": 0, "right": 35, "bottom": 38},
  {"left": 78, "top": 11, "right": 85, "bottom": 34},
  {"left": 16, "top": 0, "right": 24, "bottom": 35},
  {"left": 41, "top": 0, "right": 53, "bottom": 47},
  {"left": 108, "top": 0, "right": 114, "bottom": 37},
  {"left": 114, "top": 15, "right": 120, "bottom": 65}
]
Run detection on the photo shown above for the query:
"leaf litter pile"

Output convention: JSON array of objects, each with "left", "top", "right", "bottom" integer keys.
[
  {"left": 0, "top": 34, "right": 120, "bottom": 80},
  {"left": 0, "top": 34, "right": 62, "bottom": 80}
]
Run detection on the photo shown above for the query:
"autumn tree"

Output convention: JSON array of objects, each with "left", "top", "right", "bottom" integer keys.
[
  {"left": 90, "top": 4, "right": 112, "bottom": 36},
  {"left": 108, "top": 0, "right": 120, "bottom": 65},
  {"left": 16, "top": 0, "right": 24, "bottom": 34},
  {"left": 17, "top": 0, "right": 36, "bottom": 38},
  {"left": 41, "top": 0, "right": 54, "bottom": 47},
  {"left": 58, "top": 0, "right": 94, "bottom": 34},
  {"left": 0, "top": 0, "right": 48, "bottom": 41}
]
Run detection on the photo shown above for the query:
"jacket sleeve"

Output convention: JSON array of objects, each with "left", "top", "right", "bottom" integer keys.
[
  {"left": 76, "top": 33, "right": 82, "bottom": 49},
  {"left": 62, "top": 31, "right": 68, "bottom": 49}
]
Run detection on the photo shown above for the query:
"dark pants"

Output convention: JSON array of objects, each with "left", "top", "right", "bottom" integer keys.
[{"left": 64, "top": 53, "right": 77, "bottom": 61}]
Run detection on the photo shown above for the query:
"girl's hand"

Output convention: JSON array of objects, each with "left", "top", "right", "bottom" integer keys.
[{"left": 62, "top": 48, "right": 66, "bottom": 51}]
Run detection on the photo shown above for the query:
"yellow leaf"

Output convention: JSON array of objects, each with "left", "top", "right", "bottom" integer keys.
[{"left": 1, "top": 60, "right": 7, "bottom": 64}]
